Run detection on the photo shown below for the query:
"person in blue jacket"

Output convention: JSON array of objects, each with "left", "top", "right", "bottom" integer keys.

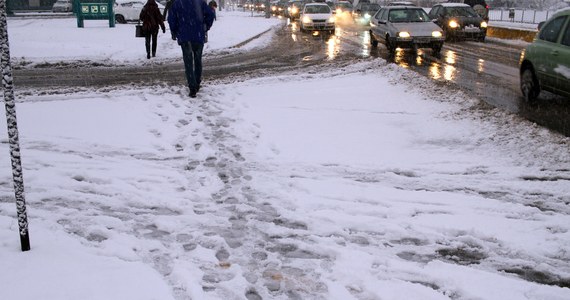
[{"left": 168, "top": 0, "right": 215, "bottom": 98}]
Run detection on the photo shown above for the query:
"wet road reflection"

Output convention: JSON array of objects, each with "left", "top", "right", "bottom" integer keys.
[
  {"left": 284, "top": 18, "right": 569, "bottom": 136},
  {"left": 326, "top": 34, "right": 340, "bottom": 60}
]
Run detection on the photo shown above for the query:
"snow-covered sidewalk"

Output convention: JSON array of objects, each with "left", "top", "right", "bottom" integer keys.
[
  {"left": 2, "top": 9, "right": 570, "bottom": 300},
  {"left": 6, "top": 10, "right": 282, "bottom": 65}
]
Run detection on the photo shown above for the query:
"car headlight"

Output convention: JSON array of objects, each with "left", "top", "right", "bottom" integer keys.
[
  {"left": 480, "top": 21, "right": 488, "bottom": 28},
  {"left": 398, "top": 31, "right": 411, "bottom": 38},
  {"left": 432, "top": 31, "right": 443, "bottom": 38},
  {"left": 328, "top": 16, "right": 335, "bottom": 23},
  {"left": 291, "top": 7, "right": 298, "bottom": 14},
  {"left": 302, "top": 16, "right": 312, "bottom": 23},
  {"left": 449, "top": 20, "right": 459, "bottom": 28},
  {"left": 364, "top": 13, "right": 371, "bottom": 19},
  {"left": 336, "top": 8, "right": 342, "bottom": 14}
]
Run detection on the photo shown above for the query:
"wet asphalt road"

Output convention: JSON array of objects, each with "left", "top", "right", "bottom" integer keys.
[
  {"left": 12, "top": 16, "right": 570, "bottom": 136},
  {"left": 288, "top": 17, "right": 570, "bottom": 137}
]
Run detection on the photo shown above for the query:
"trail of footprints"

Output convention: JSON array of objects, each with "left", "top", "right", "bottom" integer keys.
[{"left": 137, "top": 94, "right": 330, "bottom": 299}]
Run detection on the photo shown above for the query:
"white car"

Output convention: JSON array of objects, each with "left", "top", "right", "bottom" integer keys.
[
  {"left": 370, "top": 6, "right": 445, "bottom": 54},
  {"left": 114, "top": 0, "right": 164, "bottom": 24},
  {"left": 52, "top": 0, "right": 73, "bottom": 12},
  {"left": 300, "top": 3, "right": 335, "bottom": 33}
]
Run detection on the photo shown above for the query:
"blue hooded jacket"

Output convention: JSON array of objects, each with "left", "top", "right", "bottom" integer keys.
[{"left": 168, "top": 0, "right": 215, "bottom": 44}]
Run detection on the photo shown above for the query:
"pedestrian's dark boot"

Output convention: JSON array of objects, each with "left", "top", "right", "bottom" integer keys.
[
  {"left": 152, "top": 52, "right": 156, "bottom": 57},
  {"left": 147, "top": 53, "right": 151, "bottom": 59},
  {"left": 189, "top": 89, "right": 197, "bottom": 98}
]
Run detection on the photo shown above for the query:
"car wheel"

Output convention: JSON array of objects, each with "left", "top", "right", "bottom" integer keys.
[
  {"left": 432, "top": 43, "right": 442, "bottom": 54},
  {"left": 115, "top": 14, "right": 126, "bottom": 24},
  {"left": 385, "top": 36, "right": 395, "bottom": 53},
  {"left": 443, "top": 28, "right": 453, "bottom": 42},
  {"left": 521, "top": 67, "right": 540, "bottom": 102},
  {"left": 412, "top": 44, "right": 419, "bottom": 53},
  {"left": 370, "top": 31, "right": 378, "bottom": 47}
]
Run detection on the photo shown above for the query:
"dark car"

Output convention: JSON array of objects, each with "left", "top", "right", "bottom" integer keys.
[
  {"left": 286, "top": 0, "right": 305, "bottom": 20},
  {"left": 272, "top": 0, "right": 289, "bottom": 15},
  {"left": 352, "top": 2, "right": 381, "bottom": 24},
  {"left": 519, "top": 8, "right": 570, "bottom": 102},
  {"left": 447, "top": 0, "right": 489, "bottom": 21},
  {"left": 334, "top": 1, "right": 353, "bottom": 18},
  {"left": 428, "top": 3, "right": 488, "bottom": 42}
]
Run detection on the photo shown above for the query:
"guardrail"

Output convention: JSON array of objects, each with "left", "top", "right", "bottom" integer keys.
[
  {"left": 487, "top": 26, "right": 537, "bottom": 42},
  {"left": 489, "top": 9, "right": 556, "bottom": 24}
]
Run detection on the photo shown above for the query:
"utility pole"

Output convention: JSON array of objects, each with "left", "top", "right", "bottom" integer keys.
[{"left": 1, "top": 0, "right": 31, "bottom": 252}]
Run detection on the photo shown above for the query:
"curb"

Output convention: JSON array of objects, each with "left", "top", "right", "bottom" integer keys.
[{"left": 487, "top": 26, "right": 538, "bottom": 42}]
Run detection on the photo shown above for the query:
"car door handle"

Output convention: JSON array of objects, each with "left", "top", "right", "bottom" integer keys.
[{"left": 551, "top": 50, "right": 559, "bottom": 56}]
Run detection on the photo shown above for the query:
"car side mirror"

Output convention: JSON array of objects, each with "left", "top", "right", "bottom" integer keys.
[
  {"left": 538, "top": 21, "right": 545, "bottom": 30},
  {"left": 356, "top": 9, "right": 361, "bottom": 13}
]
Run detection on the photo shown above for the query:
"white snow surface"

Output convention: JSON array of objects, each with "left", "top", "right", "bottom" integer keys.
[{"left": 2, "top": 9, "right": 570, "bottom": 300}]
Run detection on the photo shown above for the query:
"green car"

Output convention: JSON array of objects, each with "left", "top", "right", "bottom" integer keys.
[{"left": 520, "top": 8, "right": 570, "bottom": 102}]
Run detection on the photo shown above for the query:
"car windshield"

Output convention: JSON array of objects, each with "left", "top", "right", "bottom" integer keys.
[
  {"left": 446, "top": 7, "right": 479, "bottom": 17},
  {"left": 305, "top": 5, "right": 330, "bottom": 13},
  {"left": 337, "top": 3, "right": 352, "bottom": 8},
  {"left": 361, "top": 4, "right": 380, "bottom": 11},
  {"left": 388, "top": 8, "right": 430, "bottom": 22}
]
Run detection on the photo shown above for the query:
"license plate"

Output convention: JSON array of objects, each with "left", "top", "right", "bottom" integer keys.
[
  {"left": 464, "top": 25, "right": 480, "bottom": 32},
  {"left": 414, "top": 38, "right": 430, "bottom": 43}
]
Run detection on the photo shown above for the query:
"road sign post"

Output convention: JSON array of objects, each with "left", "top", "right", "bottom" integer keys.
[{"left": 1, "top": 0, "right": 31, "bottom": 252}]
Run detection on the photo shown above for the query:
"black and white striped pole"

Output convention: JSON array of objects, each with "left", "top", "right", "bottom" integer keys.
[{"left": 1, "top": 0, "right": 31, "bottom": 251}]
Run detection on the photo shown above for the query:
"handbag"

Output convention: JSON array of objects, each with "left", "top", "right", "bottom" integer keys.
[{"left": 135, "top": 22, "right": 145, "bottom": 38}]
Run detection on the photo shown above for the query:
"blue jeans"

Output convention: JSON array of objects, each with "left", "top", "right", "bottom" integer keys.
[{"left": 180, "top": 41, "right": 204, "bottom": 91}]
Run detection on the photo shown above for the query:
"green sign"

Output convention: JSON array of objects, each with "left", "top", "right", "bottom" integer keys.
[{"left": 76, "top": 0, "right": 115, "bottom": 28}]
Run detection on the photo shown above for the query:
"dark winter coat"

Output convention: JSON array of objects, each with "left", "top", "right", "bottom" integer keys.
[
  {"left": 140, "top": 0, "right": 166, "bottom": 34},
  {"left": 167, "top": 0, "right": 215, "bottom": 44}
]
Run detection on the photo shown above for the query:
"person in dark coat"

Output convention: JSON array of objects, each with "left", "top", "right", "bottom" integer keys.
[
  {"left": 168, "top": 0, "right": 215, "bottom": 98},
  {"left": 208, "top": 0, "right": 217, "bottom": 15},
  {"left": 140, "top": 0, "right": 166, "bottom": 59},
  {"left": 162, "top": 0, "right": 173, "bottom": 21},
  {"left": 204, "top": 0, "right": 217, "bottom": 43}
]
